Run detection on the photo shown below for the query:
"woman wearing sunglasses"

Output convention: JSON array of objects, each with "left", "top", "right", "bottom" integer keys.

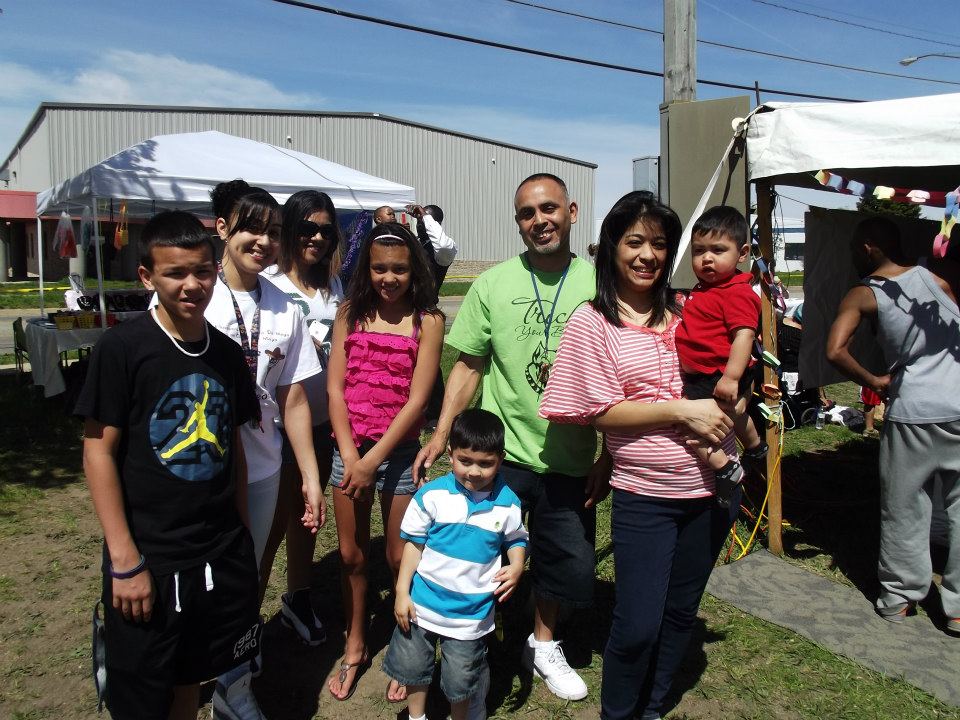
[{"left": 261, "top": 190, "right": 344, "bottom": 647}]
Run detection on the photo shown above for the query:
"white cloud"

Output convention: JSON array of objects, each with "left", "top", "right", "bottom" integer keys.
[{"left": 0, "top": 52, "right": 321, "bottom": 107}]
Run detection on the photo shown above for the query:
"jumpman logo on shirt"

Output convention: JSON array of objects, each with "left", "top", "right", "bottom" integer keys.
[{"left": 160, "top": 380, "right": 226, "bottom": 459}]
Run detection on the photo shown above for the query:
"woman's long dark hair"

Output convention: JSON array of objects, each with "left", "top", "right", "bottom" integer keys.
[
  {"left": 278, "top": 190, "right": 342, "bottom": 293},
  {"left": 592, "top": 190, "right": 682, "bottom": 328},
  {"left": 344, "top": 222, "right": 442, "bottom": 329},
  {"left": 210, "top": 178, "right": 280, "bottom": 241}
]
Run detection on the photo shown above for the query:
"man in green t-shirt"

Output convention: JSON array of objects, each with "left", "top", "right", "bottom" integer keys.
[{"left": 414, "top": 173, "right": 610, "bottom": 703}]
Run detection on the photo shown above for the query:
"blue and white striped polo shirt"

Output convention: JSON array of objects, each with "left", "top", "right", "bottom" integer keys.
[{"left": 399, "top": 472, "right": 528, "bottom": 640}]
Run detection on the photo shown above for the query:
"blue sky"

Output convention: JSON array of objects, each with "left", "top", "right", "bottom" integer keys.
[{"left": 2, "top": 0, "right": 958, "bottom": 223}]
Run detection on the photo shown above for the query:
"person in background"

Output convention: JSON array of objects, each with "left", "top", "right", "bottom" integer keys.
[
  {"left": 374, "top": 205, "right": 397, "bottom": 225},
  {"left": 860, "top": 385, "right": 882, "bottom": 438},
  {"left": 261, "top": 190, "right": 344, "bottom": 646},
  {"left": 407, "top": 203, "right": 458, "bottom": 294},
  {"left": 827, "top": 215, "right": 960, "bottom": 634}
]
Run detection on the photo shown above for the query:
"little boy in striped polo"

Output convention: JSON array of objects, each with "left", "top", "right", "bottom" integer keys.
[{"left": 384, "top": 409, "right": 528, "bottom": 720}]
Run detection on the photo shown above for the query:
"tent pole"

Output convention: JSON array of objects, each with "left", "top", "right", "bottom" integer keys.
[
  {"left": 91, "top": 198, "right": 108, "bottom": 329},
  {"left": 36, "top": 216, "right": 45, "bottom": 317},
  {"left": 755, "top": 180, "right": 783, "bottom": 555}
]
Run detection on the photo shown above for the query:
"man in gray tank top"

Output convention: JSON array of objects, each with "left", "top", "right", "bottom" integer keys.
[{"left": 827, "top": 216, "right": 960, "bottom": 635}]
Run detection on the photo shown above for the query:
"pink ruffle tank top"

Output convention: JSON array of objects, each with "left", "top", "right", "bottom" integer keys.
[{"left": 342, "top": 319, "right": 423, "bottom": 445}]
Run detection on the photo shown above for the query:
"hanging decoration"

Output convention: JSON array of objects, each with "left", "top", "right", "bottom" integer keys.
[
  {"left": 812, "top": 170, "right": 949, "bottom": 208},
  {"left": 113, "top": 202, "right": 129, "bottom": 250},
  {"left": 80, "top": 206, "right": 95, "bottom": 251},
  {"left": 53, "top": 211, "right": 77, "bottom": 259},
  {"left": 934, "top": 189, "right": 959, "bottom": 259}
]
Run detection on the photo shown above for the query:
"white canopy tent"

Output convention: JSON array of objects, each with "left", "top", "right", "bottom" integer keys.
[
  {"left": 742, "top": 91, "right": 960, "bottom": 554},
  {"left": 34, "top": 130, "right": 416, "bottom": 321}
]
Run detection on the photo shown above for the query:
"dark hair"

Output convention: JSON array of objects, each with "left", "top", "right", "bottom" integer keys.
[
  {"left": 516, "top": 173, "right": 568, "bottom": 199},
  {"left": 139, "top": 210, "right": 215, "bottom": 269},
  {"left": 692, "top": 205, "right": 748, "bottom": 247},
  {"left": 344, "top": 222, "right": 442, "bottom": 328},
  {"left": 278, "top": 190, "right": 342, "bottom": 292},
  {"left": 423, "top": 204, "right": 444, "bottom": 224},
  {"left": 210, "top": 178, "right": 280, "bottom": 239},
  {"left": 592, "top": 191, "right": 682, "bottom": 328},
  {"left": 853, "top": 216, "right": 903, "bottom": 261},
  {"left": 449, "top": 408, "right": 505, "bottom": 455}
]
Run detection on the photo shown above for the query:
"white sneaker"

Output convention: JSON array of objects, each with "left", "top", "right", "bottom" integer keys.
[
  {"left": 521, "top": 634, "right": 588, "bottom": 701},
  {"left": 212, "top": 671, "right": 266, "bottom": 720}
]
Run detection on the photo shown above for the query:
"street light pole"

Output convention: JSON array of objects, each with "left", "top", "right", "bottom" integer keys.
[{"left": 899, "top": 52, "right": 960, "bottom": 66}]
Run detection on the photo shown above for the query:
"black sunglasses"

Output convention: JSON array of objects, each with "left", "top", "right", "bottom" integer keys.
[{"left": 297, "top": 221, "right": 338, "bottom": 240}]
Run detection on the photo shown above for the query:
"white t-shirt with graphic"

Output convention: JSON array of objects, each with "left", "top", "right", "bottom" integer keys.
[
  {"left": 205, "top": 277, "right": 321, "bottom": 483},
  {"left": 261, "top": 266, "right": 343, "bottom": 425}
]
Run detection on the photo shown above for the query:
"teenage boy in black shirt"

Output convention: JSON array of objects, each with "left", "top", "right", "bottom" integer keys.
[{"left": 76, "top": 211, "right": 261, "bottom": 720}]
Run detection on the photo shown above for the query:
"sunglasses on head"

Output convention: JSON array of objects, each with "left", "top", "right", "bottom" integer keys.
[{"left": 297, "top": 221, "right": 337, "bottom": 240}]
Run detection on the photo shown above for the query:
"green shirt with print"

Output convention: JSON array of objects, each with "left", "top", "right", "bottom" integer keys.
[{"left": 446, "top": 254, "right": 597, "bottom": 476}]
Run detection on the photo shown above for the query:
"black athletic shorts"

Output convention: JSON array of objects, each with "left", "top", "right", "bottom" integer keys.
[
  {"left": 682, "top": 370, "right": 754, "bottom": 402},
  {"left": 101, "top": 530, "right": 261, "bottom": 720}
]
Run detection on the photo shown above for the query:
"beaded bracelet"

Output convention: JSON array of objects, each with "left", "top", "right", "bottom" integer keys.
[{"left": 109, "top": 554, "right": 147, "bottom": 580}]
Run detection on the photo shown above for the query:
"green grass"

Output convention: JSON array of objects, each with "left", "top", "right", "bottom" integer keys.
[
  {"left": 1, "top": 356, "right": 956, "bottom": 719},
  {"left": 438, "top": 280, "right": 472, "bottom": 297},
  {"left": 0, "top": 280, "right": 143, "bottom": 309},
  {"left": 779, "top": 270, "right": 804, "bottom": 287}
]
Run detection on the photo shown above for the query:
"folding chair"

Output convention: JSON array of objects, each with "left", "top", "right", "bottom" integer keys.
[{"left": 13, "top": 317, "right": 30, "bottom": 383}]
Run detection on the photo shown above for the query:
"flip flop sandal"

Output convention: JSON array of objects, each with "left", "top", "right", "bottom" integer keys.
[{"left": 330, "top": 651, "right": 369, "bottom": 701}]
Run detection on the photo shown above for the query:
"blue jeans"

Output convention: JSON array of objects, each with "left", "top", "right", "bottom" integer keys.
[
  {"left": 600, "top": 489, "right": 738, "bottom": 720},
  {"left": 329, "top": 440, "right": 419, "bottom": 495}
]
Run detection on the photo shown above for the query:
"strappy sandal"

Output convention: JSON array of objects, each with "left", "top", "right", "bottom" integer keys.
[
  {"left": 329, "top": 650, "right": 369, "bottom": 701},
  {"left": 385, "top": 678, "right": 407, "bottom": 703}
]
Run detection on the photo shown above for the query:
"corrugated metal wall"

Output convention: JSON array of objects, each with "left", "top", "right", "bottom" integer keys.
[{"left": 28, "top": 107, "right": 596, "bottom": 261}]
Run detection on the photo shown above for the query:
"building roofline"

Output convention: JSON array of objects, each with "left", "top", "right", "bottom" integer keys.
[{"left": 2, "top": 101, "right": 598, "bottom": 171}]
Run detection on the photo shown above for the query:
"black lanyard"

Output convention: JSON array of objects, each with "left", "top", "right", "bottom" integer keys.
[
  {"left": 527, "top": 253, "right": 571, "bottom": 383},
  {"left": 218, "top": 263, "right": 261, "bottom": 384}
]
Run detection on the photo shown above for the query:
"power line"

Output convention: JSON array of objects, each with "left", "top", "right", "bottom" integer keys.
[
  {"left": 269, "top": 0, "right": 861, "bottom": 102},
  {"left": 749, "top": 0, "right": 960, "bottom": 50},
  {"left": 505, "top": 0, "right": 960, "bottom": 87},
  {"left": 773, "top": 0, "right": 959, "bottom": 41}
]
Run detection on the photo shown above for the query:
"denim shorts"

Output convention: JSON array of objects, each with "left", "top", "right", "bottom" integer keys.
[
  {"left": 499, "top": 461, "right": 597, "bottom": 607},
  {"left": 382, "top": 623, "right": 487, "bottom": 703},
  {"left": 328, "top": 440, "right": 419, "bottom": 496}
]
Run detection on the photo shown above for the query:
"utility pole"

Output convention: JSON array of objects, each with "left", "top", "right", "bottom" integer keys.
[{"left": 659, "top": 0, "right": 696, "bottom": 204}]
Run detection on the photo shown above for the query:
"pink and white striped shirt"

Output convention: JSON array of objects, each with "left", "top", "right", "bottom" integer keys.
[{"left": 540, "top": 303, "right": 733, "bottom": 499}]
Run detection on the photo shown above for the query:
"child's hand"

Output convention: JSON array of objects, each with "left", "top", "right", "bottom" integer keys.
[
  {"left": 300, "top": 483, "right": 326, "bottom": 533},
  {"left": 341, "top": 457, "right": 375, "bottom": 502},
  {"left": 112, "top": 572, "right": 155, "bottom": 623},
  {"left": 493, "top": 562, "right": 523, "bottom": 603},
  {"left": 394, "top": 593, "right": 416, "bottom": 632},
  {"left": 713, "top": 375, "right": 740, "bottom": 406}
]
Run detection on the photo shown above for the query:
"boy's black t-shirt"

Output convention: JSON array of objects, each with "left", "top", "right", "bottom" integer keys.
[{"left": 75, "top": 312, "right": 259, "bottom": 575}]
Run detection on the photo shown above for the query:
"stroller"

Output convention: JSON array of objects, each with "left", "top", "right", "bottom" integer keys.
[{"left": 776, "top": 317, "right": 823, "bottom": 429}]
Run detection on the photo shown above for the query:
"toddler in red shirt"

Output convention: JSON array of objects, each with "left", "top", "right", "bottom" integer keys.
[{"left": 675, "top": 206, "right": 766, "bottom": 507}]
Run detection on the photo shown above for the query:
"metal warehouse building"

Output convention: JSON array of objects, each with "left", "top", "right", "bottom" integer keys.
[{"left": 0, "top": 102, "right": 596, "bottom": 281}]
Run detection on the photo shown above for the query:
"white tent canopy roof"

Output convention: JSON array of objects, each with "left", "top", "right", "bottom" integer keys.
[
  {"left": 746, "top": 93, "right": 960, "bottom": 191},
  {"left": 36, "top": 130, "right": 416, "bottom": 217}
]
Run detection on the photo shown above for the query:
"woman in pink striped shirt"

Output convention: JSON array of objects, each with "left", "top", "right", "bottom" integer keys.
[{"left": 540, "top": 191, "right": 737, "bottom": 720}]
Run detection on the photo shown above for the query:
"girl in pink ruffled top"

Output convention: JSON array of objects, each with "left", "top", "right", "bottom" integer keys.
[{"left": 326, "top": 221, "right": 444, "bottom": 701}]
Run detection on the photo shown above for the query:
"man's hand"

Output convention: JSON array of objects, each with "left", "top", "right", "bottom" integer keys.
[
  {"left": 394, "top": 593, "right": 417, "bottom": 632},
  {"left": 713, "top": 375, "right": 740, "bottom": 406},
  {"left": 412, "top": 435, "right": 446, "bottom": 486},
  {"left": 584, "top": 449, "right": 612, "bottom": 508},
  {"left": 870, "top": 374, "right": 891, "bottom": 398},
  {"left": 405, "top": 204, "right": 425, "bottom": 218},
  {"left": 112, "top": 571, "right": 154, "bottom": 623},
  {"left": 493, "top": 562, "right": 523, "bottom": 602}
]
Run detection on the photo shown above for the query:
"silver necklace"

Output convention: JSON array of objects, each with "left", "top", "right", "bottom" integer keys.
[{"left": 151, "top": 307, "right": 210, "bottom": 357}]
